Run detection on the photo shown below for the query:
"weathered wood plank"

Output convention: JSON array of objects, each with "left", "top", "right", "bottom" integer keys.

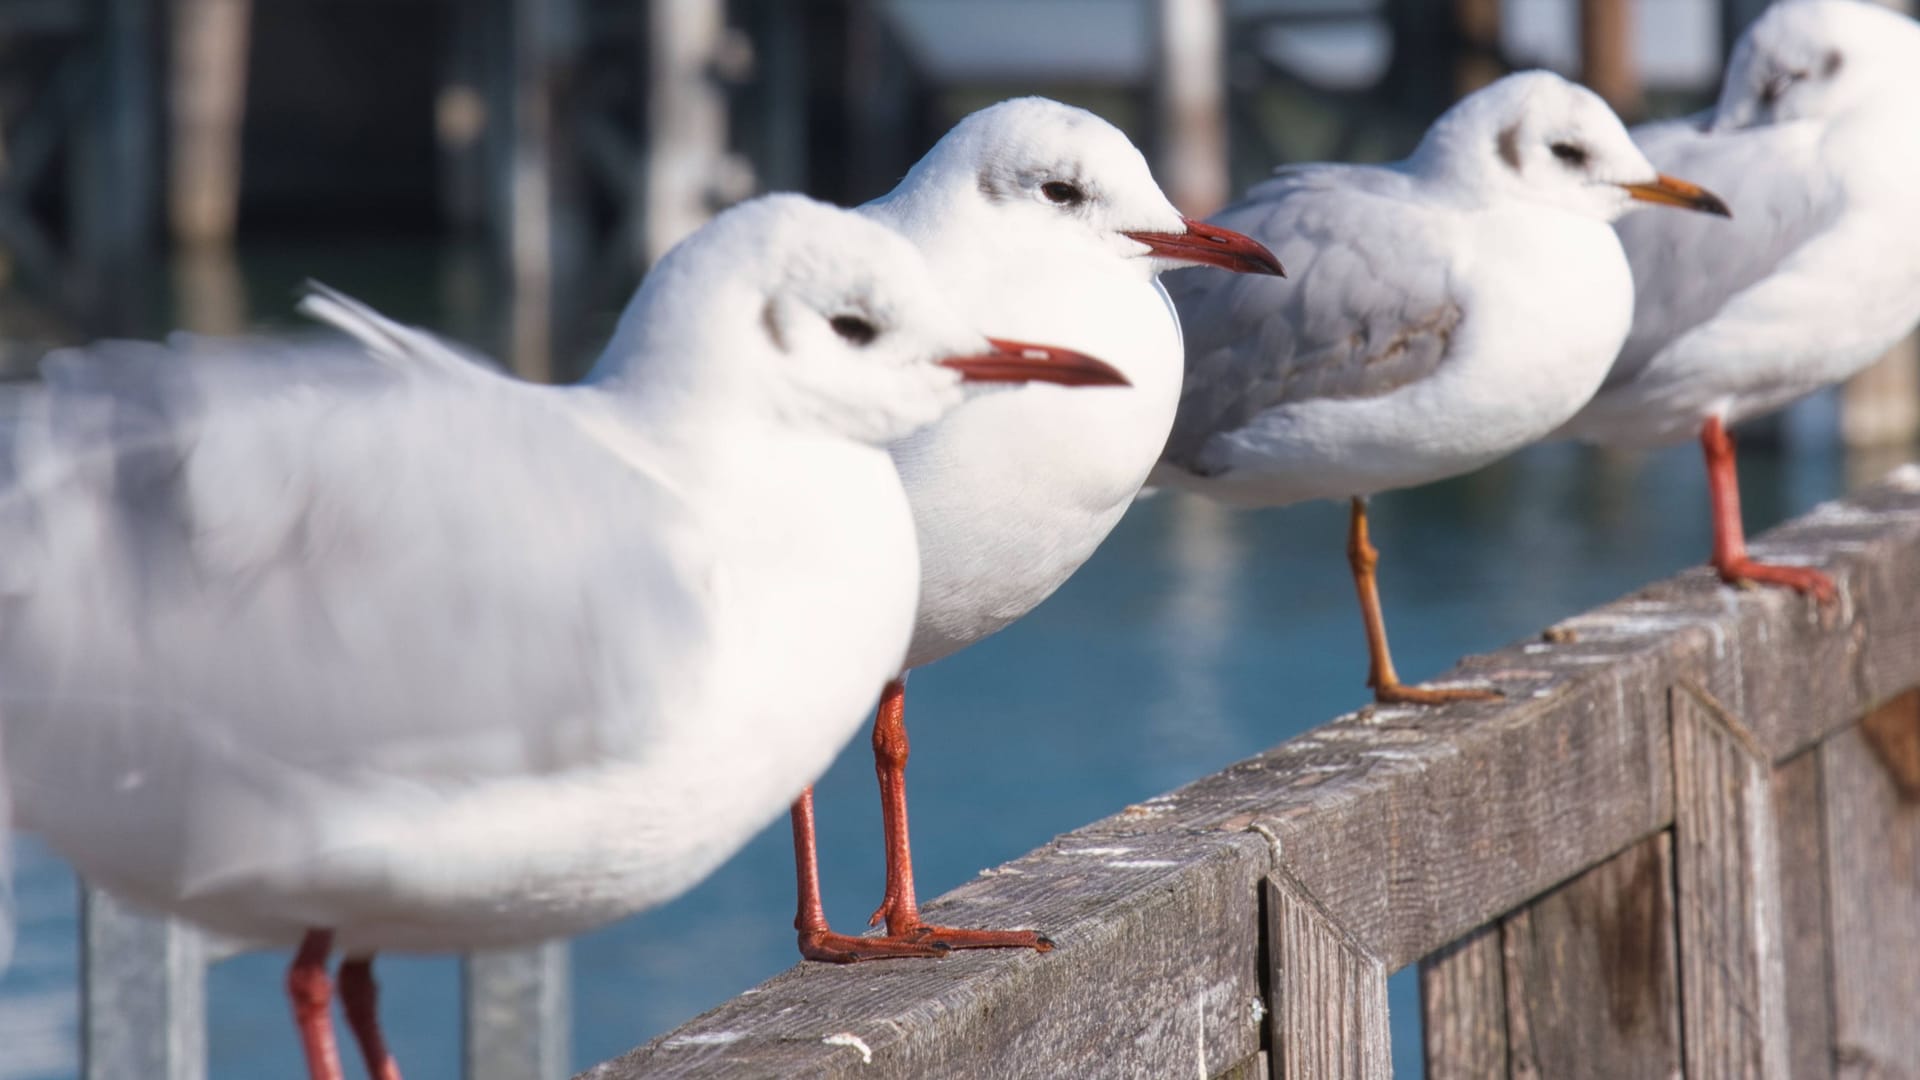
[
  {"left": 1771, "top": 748, "right": 1834, "bottom": 1080},
  {"left": 592, "top": 831, "right": 1268, "bottom": 1079},
  {"left": 1671, "top": 686, "right": 1789, "bottom": 1080},
  {"left": 1420, "top": 925, "right": 1505, "bottom": 1080},
  {"left": 615, "top": 472, "right": 1920, "bottom": 1076},
  {"left": 1500, "top": 834, "right": 1680, "bottom": 1078},
  {"left": 1099, "top": 625, "right": 1680, "bottom": 972},
  {"left": 1821, "top": 689, "right": 1920, "bottom": 1075},
  {"left": 1266, "top": 874, "right": 1389, "bottom": 1080}
]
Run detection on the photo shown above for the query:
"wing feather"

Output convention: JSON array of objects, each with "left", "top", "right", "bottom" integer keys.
[
  {"left": 1163, "top": 164, "right": 1466, "bottom": 472},
  {"left": 1607, "top": 116, "right": 1833, "bottom": 389}
]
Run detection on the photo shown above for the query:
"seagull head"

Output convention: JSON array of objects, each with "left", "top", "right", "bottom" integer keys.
[
  {"left": 868, "top": 97, "right": 1281, "bottom": 279},
  {"left": 1711, "top": 0, "right": 1920, "bottom": 131},
  {"left": 1414, "top": 71, "right": 1730, "bottom": 224},
  {"left": 592, "top": 194, "right": 1127, "bottom": 446}
]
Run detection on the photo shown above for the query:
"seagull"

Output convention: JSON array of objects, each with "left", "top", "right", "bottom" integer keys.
[
  {"left": 1151, "top": 71, "right": 1730, "bottom": 705},
  {"left": 0, "top": 194, "right": 1126, "bottom": 1080},
  {"left": 787, "top": 96, "right": 1283, "bottom": 963},
  {"left": 1555, "top": 0, "right": 1920, "bottom": 602}
]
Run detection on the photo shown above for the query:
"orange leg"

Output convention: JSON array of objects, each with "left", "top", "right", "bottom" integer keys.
[
  {"left": 338, "top": 956, "right": 403, "bottom": 1080},
  {"left": 286, "top": 930, "right": 344, "bottom": 1080},
  {"left": 1701, "top": 417, "right": 1835, "bottom": 602},
  {"left": 866, "top": 678, "right": 1052, "bottom": 953},
  {"left": 790, "top": 785, "right": 947, "bottom": 963},
  {"left": 1347, "top": 496, "right": 1500, "bottom": 706}
]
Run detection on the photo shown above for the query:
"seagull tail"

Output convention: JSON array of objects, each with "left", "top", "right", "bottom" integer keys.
[{"left": 296, "top": 280, "right": 500, "bottom": 378}]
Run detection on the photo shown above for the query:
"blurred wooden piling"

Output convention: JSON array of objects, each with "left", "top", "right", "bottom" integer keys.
[
  {"left": 166, "top": 0, "right": 249, "bottom": 249},
  {"left": 593, "top": 468, "right": 1920, "bottom": 1078},
  {"left": 1452, "top": 0, "right": 1502, "bottom": 97},
  {"left": 1580, "top": 0, "right": 1641, "bottom": 117},
  {"left": 1153, "top": 0, "right": 1228, "bottom": 217}
]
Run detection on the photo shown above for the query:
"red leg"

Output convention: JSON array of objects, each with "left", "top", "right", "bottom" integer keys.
[
  {"left": 286, "top": 930, "right": 344, "bottom": 1080},
  {"left": 790, "top": 785, "right": 946, "bottom": 962},
  {"left": 1346, "top": 497, "right": 1500, "bottom": 706},
  {"left": 1701, "top": 417, "right": 1835, "bottom": 602},
  {"left": 338, "top": 956, "right": 403, "bottom": 1080},
  {"left": 866, "top": 678, "right": 1052, "bottom": 953}
]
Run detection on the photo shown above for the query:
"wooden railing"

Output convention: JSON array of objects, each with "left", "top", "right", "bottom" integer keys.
[{"left": 589, "top": 464, "right": 1920, "bottom": 1079}]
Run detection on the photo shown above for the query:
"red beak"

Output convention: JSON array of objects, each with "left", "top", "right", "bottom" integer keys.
[
  {"left": 1123, "top": 217, "right": 1285, "bottom": 277},
  {"left": 941, "top": 338, "right": 1130, "bottom": 388}
]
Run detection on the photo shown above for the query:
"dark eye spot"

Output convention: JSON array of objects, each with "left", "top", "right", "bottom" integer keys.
[
  {"left": 1041, "top": 181, "right": 1086, "bottom": 207},
  {"left": 1550, "top": 142, "right": 1589, "bottom": 167},
  {"left": 1823, "top": 50, "right": 1844, "bottom": 78},
  {"left": 1762, "top": 70, "right": 1806, "bottom": 107},
  {"left": 830, "top": 314, "right": 878, "bottom": 346}
]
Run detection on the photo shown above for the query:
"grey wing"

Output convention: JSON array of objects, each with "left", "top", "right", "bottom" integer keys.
[
  {"left": 0, "top": 334, "right": 719, "bottom": 789},
  {"left": 1607, "top": 117, "right": 1830, "bottom": 389},
  {"left": 1162, "top": 165, "right": 1465, "bottom": 470}
]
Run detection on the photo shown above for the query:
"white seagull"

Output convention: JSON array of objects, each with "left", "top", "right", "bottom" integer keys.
[
  {"left": 1556, "top": 0, "right": 1920, "bottom": 601},
  {"left": 0, "top": 194, "right": 1125, "bottom": 1080},
  {"left": 787, "top": 97, "right": 1283, "bottom": 962},
  {"left": 1152, "top": 71, "right": 1730, "bottom": 705}
]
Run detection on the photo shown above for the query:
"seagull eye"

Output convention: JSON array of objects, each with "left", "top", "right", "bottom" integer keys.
[
  {"left": 830, "top": 314, "right": 879, "bottom": 346},
  {"left": 1549, "top": 142, "right": 1589, "bottom": 167},
  {"left": 1041, "top": 181, "right": 1087, "bottom": 207}
]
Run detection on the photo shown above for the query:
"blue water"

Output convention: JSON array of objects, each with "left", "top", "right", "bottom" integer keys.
[{"left": 0, "top": 246, "right": 1878, "bottom": 1078}]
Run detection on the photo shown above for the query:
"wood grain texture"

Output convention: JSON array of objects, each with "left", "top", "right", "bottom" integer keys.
[
  {"left": 603, "top": 473, "right": 1920, "bottom": 1078},
  {"left": 1821, "top": 691, "right": 1920, "bottom": 1077},
  {"left": 1500, "top": 834, "right": 1681, "bottom": 1079},
  {"left": 1771, "top": 749, "right": 1835, "bottom": 1080},
  {"left": 1266, "top": 875, "right": 1389, "bottom": 1079},
  {"left": 1671, "top": 686, "right": 1789, "bottom": 1080},
  {"left": 1420, "top": 926, "right": 1505, "bottom": 1080},
  {"left": 593, "top": 831, "right": 1268, "bottom": 1079}
]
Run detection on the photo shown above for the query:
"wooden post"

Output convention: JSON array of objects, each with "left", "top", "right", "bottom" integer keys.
[
  {"left": 1420, "top": 927, "right": 1506, "bottom": 1077},
  {"left": 1819, "top": 691, "right": 1920, "bottom": 1068},
  {"left": 1152, "top": 0, "right": 1228, "bottom": 217},
  {"left": 1500, "top": 836, "right": 1681, "bottom": 1076},
  {"left": 1669, "top": 687, "right": 1789, "bottom": 1080},
  {"left": 643, "top": 0, "right": 743, "bottom": 265},
  {"left": 1452, "top": 0, "right": 1501, "bottom": 98},
  {"left": 1769, "top": 749, "right": 1835, "bottom": 1080},
  {"left": 167, "top": 0, "right": 250, "bottom": 248},
  {"left": 464, "top": 944, "right": 572, "bottom": 1080},
  {"left": 497, "top": 0, "right": 584, "bottom": 383},
  {"left": 1840, "top": 338, "right": 1920, "bottom": 448},
  {"left": 1580, "top": 0, "right": 1641, "bottom": 118},
  {"left": 81, "top": 889, "right": 205, "bottom": 1080},
  {"left": 1266, "top": 875, "right": 1390, "bottom": 1079}
]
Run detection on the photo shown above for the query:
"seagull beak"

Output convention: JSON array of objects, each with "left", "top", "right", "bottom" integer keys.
[
  {"left": 942, "top": 338, "right": 1131, "bottom": 388},
  {"left": 1123, "top": 218, "right": 1286, "bottom": 277},
  {"left": 1621, "top": 174, "right": 1732, "bottom": 218}
]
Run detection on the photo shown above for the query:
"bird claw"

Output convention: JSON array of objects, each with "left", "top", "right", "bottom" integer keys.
[
  {"left": 891, "top": 923, "right": 1054, "bottom": 953},
  {"left": 1717, "top": 559, "right": 1837, "bottom": 605},
  {"left": 797, "top": 929, "right": 949, "bottom": 964},
  {"left": 1371, "top": 681, "right": 1502, "bottom": 707}
]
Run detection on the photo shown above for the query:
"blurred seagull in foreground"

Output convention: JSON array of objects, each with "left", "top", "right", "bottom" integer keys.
[
  {"left": 789, "top": 96, "right": 1282, "bottom": 963},
  {"left": 1152, "top": 71, "right": 1730, "bottom": 705},
  {"left": 1556, "top": 0, "right": 1920, "bottom": 602},
  {"left": 0, "top": 194, "right": 1125, "bottom": 1080}
]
